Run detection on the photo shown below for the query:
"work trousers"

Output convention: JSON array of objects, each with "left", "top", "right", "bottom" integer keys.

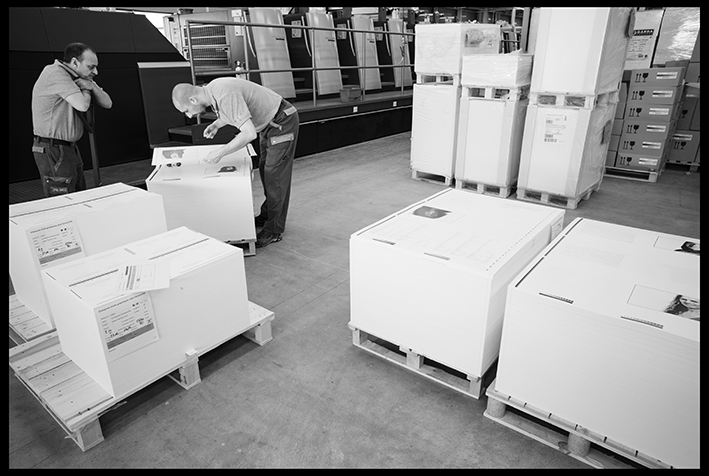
[
  {"left": 32, "top": 137, "right": 87, "bottom": 197},
  {"left": 258, "top": 99, "right": 299, "bottom": 235}
]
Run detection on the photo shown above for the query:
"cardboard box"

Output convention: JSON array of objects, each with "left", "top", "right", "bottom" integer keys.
[
  {"left": 454, "top": 96, "right": 528, "bottom": 187},
  {"left": 628, "top": 67, "right": 686, "bottom": 87},
  {"left": 42, "top": 227, "right": 250, "bottom": 400},
  {"left": 518, "top": 102, "right": 616, "bottom": 197},
  {"left": 461, "top": 53, "right": 533, "bottom": 87},
  {"left": 690, "top": 29, "right": 700, "bottom": 63},
  {"left": 624, "top": 9, "right": 665, "bottom": 70},
  {"left": 627, "top": 84, "right": 682, "bottom": 104},
  {"left": 620, "top": 117, "right": 676, "bottom": 142},
  {"left": 617, "top": 134, "right": 673, "bottom": 159},
  {"left": 146, "top": 144, "right": 256, "bottom": 244},
  {"left": 605, "top": 149, "right": 617, "bottom": 167},
  {"left": 690, "top": 98, "right": 700, "bottom": 130},
  {"left": 414, "top": 23, "right": 501, "bottom": 75},
  {"left": 612, "top": 117, "right": 624, "bottom": 135},
  {"left": 677, "top": 96, "right": 699, "bottom": 129},
  {"left": 685, "top": 62, "right": 700, "bottom": 83},
  {"left": 411, "top": 83, "right": 462, "bottom": 177},
  {"left": 531, "top": 7, "right": 633, "bottom": 95},
  {"left": 615, "top": 82, "right": 628, "bottom": 119},
  {"left": 9, "top": 183, "right": 168, "bottom": 328},
  {"left": 608, "top": 134, "right": 620, "bottom": 152},
  {"left": 496, "top": 217, "right": 699, "bottom": 468},
  {"left": 624, "top": 100, "right": 681, "bottom": 122},
  {"left": 667, "top": 130, "right": 701, "bottom": 163},
  {"left": 615, "top": 151, "right": 665, "bottom": 171},
  {"left": 349, "top": 188, "right": 565, "bottom": 380}
]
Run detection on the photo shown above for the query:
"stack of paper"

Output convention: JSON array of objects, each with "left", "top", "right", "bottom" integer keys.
[
  {"left": 9, "top": 183, "right": 168, "bottom": 328},
  {"left": 146, "top": 144, "right": 256, "bottom": 243},
  {"left": 531, "top": 7, "right": 633, "bottom": 95},
  {"left": 349, "top": 188, "right": 565, "bottom": 380},
  {"left": 496, "top": 218, "right": 699, "bottom": 468},
  {"left": 42, "top": 227, "right": 251, "bottom": 400},
  {"left": 414, "top": 23, "right": 502, "bottom": 75},
  {"left": 410, "top": 83, "right": 462, "bottom": 178}
]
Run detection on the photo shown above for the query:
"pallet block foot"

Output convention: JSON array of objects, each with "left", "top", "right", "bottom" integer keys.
[
  {"left": 242, "top": 319, "right": 273, "bottom": 346},
  {"left": 168, "top": 350, "right": 201, "bottom": 390},
  {"left": 73, "top": 417, "right": 105, "bottom": 452}
]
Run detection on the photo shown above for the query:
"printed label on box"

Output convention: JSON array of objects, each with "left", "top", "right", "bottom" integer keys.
[
  {"left": 648, "top": 107, "right": 671, "bottom": 116},
  {"left": 656, "top": 71, "right": 679, "bottom": 80},
  {"left": 543, "top": 114, "right": 567, "bottom": 143},
  {"left": 97, "top": 291, "right": 159, "bottom": 362},
  {"left": 27, "top": 219, "right": 86, "bottom": 268}
]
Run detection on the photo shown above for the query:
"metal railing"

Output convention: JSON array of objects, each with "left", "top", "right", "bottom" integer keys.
[{"left": 184, "top": 17, "right": 416, "bottom": 110}]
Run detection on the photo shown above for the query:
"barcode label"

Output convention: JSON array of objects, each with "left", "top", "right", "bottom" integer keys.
[{"left": 544, "top": 134, "right": 557, "bottom": 142}]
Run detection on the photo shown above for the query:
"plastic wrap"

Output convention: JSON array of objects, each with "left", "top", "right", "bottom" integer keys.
[
  {"left": 531, "top": 7, "right": 633, "bottom": 95},
  {"left": 652, "top": 7, "right": 700, "bottom": 66},
  {"left": 414, "top": 23, "right": 501, "bottom": 75},
  {"left": 461, "top": 52, "right": 533, "bottom": 87},
  {"left": 410, "top": 83, "right": 461, "bottom": 176},
  {"left": 456, "top": 97, "right": 528, "bottom": 186},
  {"left": 518, "top": 102, "right": 616, "bottom": 197}
]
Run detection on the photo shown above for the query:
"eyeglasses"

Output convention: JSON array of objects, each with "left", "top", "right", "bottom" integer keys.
[{"left": 166, "top": 162, "right": 182, "bottom": 167}]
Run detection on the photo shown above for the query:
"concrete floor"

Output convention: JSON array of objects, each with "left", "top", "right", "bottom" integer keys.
[{"left": 9, "top": 131, "right": 700, "bottom": 468}]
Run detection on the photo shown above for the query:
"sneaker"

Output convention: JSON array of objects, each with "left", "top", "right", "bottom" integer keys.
[
  {"left": 254, "top": 214, "right": 267, "bottom": 227},
  {"left": 256, "top": 230, "right": 282, "bottom": 248}
]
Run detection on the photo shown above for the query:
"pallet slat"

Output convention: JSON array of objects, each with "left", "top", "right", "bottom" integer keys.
[
  {"left": 455, "top": 179, "right": 515, "bottom": 198},
  {"left": 349, "top": 326, "right": 495, "bottom": 399},
  {"left": 516, "top": 179, "right": 601, "bottom": 210},
  {"left": 9, "top": 300, "right": 275, "bottom": 451}
]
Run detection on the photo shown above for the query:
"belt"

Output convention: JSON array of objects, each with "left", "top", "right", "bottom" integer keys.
[{"left": 34, "top": 136, "right": 74, "bottom": 147}]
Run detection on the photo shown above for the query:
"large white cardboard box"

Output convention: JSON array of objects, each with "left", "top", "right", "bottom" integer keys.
[
  {"left": 146, "top": 144, "right": 256, "bottom": 243},
  {"left": 9, "top": 183, "right": 168, "bottom": 328},
  {"left": 42, "top": 227, "right": 251, "bottom": 400},
  {"left": 518, "top": 102, "right": 616, "bottom": 197},
  {"left": 349, "top": 188, "right": 565, "bottom": 380},
  {"left": 496, "top": 218, "right": 699, "bottom": 468},
  {"left": 455, "top": 96, "right": 528, "bottom": 188},
  {"left": 414, "top": 23, "right": 501, "bottom": 75},
  {"left": 410, "top": 83, "right": 462, "bottom": 178},
  {"left": 531, "top": 7, "right": 633, "bottom": 95}
]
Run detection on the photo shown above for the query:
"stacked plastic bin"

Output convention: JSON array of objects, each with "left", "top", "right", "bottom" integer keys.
[
  {"left": 454, "top": 52, "right": 533, "bottom": 197},
  {"left": 410, "top": 22, "right": 501, "bottom": 186},
  {"left": 516, "top": 7, "right": 633, "bottom": 207}
]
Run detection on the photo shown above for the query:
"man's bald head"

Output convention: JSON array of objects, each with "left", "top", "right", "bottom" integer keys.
[{"left": 172, "top": 83, "right": 200, "bottom": 108}]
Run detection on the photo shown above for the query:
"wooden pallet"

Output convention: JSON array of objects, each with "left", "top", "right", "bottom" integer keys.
[
  {"left": 461, "top": 84, "right": 529, "bottom": 101},
  {"left": 604, "top": 166, "right": 662, "bottom": 183},
  {"left": 9, "top": 294, "right": 53, "bottom": 345},
  {"left": 416, "top": 73, "right": 461, "bottom": 86},
  {"left": 349, "top": 326, "right": 496, "bottom": 399},
  {"left": 455, "top": 178, "right": 515, "bottom": 198},
  {"left": 515, "top": 180, "right": 601, "bottom": 210},
  {"left": 9, "top": 301, "right": 275, "bottom": 452},
  {"left": 484, "top": 379, "right": 671, "bottom": 469},
  {"left": 666, "top": 161, "right": 700, "bottom": 173},
  {"left": 225, "top": 238, "right": 256, "bottom": 257},
  {"left": 411, "top": 169, "right": 454, "bottom": 187},
  {"left": 529, "top": 89, "right": 619, "bottom": 109}
]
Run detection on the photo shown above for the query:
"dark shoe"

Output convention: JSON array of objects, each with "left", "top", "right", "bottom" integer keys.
[
  {"left": 256, "top": 230, "right": 282, "bottom": 248},
  {"left": 254, "top": 214, "right": 268, "bottom": 227}
]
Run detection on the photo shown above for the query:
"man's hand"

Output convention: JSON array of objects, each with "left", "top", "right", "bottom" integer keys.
[
  {"left": 203, "top": 122, "right": 220, "bottom": 140},
  {"left": 203, "top": 149, "right": 223, "bottom": 164},
  {"left": 74, "top": 78, "right": 94, "bottom": 91}
]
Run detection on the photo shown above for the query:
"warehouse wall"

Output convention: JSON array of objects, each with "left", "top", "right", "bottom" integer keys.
[{"left": 9, "top": 7, "right": 186, "bottom": 184}]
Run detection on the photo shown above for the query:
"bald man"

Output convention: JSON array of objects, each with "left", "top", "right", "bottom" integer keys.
[{"left": 172, "top": 78, "right": 299, "bottom": 248}]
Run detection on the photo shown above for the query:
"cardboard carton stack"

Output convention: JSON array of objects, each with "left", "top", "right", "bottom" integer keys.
[
  {"left": 42, "top": 227, "right": 251, "bottom": 401},
  {"left": 517, "top": 7, "right": 632, "bottom": 200},
  {"left": 494, "top": 217, "right": 699, "bottom": 468},
  {"left": 454, "top": 53, "right": 533, "bottom": 197},
  {"left": 411, "top": 22, "right": 501, "bottom": 184},
  {"left": 349, "top": 188, "right": 564, "bottom": 385},
  {"left": 9, "top": 183, "right": 168, "bottom": 330},
  {"left": 612, "top": 66, "right": 686, "bottom": 174},
  {"left": 146, "top": 144, "right": 257, "bottom": 252},
  {"left": 667, "top": 31, "right": 700, "bottom": 169}
]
